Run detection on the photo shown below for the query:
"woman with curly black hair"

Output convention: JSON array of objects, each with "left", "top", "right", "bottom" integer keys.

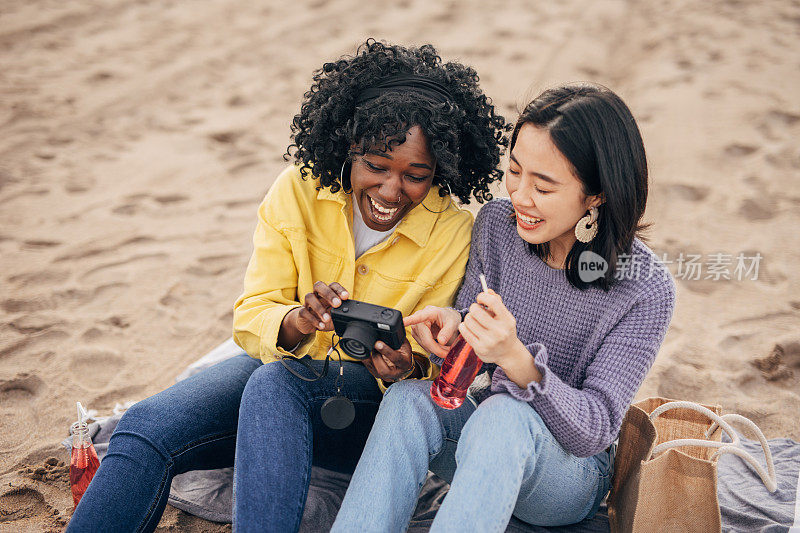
[{"left": 67, "top": 39, "right": 507, "bottom": 532}]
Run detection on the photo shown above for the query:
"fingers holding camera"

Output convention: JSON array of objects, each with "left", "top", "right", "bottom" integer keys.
[
  {"left": 278, "top": 282, "right": 351, "bottom": 350},
  {"left": 299, "top": 281, "right": 350, "bottom": 332},
  {"left": 314, "top": 281, "right": 349, "bottom": 309},
  {"left": 366, "top": 339, "right": 414, "bottom": 382}
]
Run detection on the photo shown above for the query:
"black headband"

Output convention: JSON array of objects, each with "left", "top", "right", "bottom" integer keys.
[{"left": 355, "top": 75, "right": 453, "bottom": 106}]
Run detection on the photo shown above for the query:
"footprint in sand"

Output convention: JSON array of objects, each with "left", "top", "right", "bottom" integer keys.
[
  {"left": 185, "top": 253, "right": 242, "bottom": 277},
  {"left": 757, "top": 109, "right": 800, "bottom": 140},
  {"left": 0, "top": 167, "right": 20, "bottom": 190},
  {"left": 7, "top": 268, "right": 71, "bottom": 286},
  {"left": 219, "top": 198, "right": 256, "bottom": 210},
  {"left": 0, "top": 487, "right": 64, "bottom": 529},
  {"left": 0, "top": 330, "right": 70, "bottom": 364},
  {"left": 663, "top": 183, "right": 710, "bottom": 202},
  {"left": 765, "top": 147, "right": 800, "bottom": 170},
  {"left": 153, "top": 194, "right": 188, "bottom": 204},
  {"left": 21, "top": 239, "right": 62, "bottom": 249},
  {"left": 67, "top": 349, "right": 126, "bottom": 389},
  {"left": 111, "top": 193, "right": 189, "bottom": 215},
  {"left": 1, "top": 296, "right": 52, "bottom": 313},
  {"left": 111, "top": 202, "right": 139, "bottom": 216},
  {"left": 2, "top": 283, "right": 128, "bottom": 314},
  {"left": 55, "top": 235, "right": 156, "bottom": 262},
  {"left": 752, "top": 338, "right": 800, "bottom": 382},
  {"left": 209, "top": 130, "right": 245, "bottom": 144},
  {"left": 0, "top": 374, "right": 44, "bottom": 452},
  {"left": 64, "top": 174, "right": 96, "bottom": 194},
  {"left": 8, "top": 314, "right": 66, "bottom": 334},
  {"left": 78, "top": 253, "right": 167, "bottom": 282},
  {"left": 738, "top": 197, "right": 777, "bottom": 221},
  {"left": 723, "top": 143, "right": 758, "bottom": 157},
  {"left": 0, "top": 373, "right": 44, "bottom": 407}
]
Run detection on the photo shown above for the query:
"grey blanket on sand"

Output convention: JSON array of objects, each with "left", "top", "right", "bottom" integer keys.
[{"left": 64, "top": 341, "right": 800, "bottom": 532}]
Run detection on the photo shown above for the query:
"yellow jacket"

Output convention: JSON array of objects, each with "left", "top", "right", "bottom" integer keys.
[{"left": 233, "top": 165, "right": 473, "bottom": 383}]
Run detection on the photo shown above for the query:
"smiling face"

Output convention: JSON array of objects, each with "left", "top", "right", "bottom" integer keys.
[
  {"left": 349, "top": 125, "right": 436, "bottom": 231},
  {"left": 506, "top": 123, "right": 603, "bottom": 266}
]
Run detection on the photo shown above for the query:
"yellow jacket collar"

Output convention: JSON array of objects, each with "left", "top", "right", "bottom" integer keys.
[{"left": 316, "top": 183, "right": 451, "bottom": 248}]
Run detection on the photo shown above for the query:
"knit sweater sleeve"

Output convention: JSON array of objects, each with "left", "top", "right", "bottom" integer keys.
[
  {"left": 491, "top": 279, "right": 676, "bottom": 457},
  {"left": 454, "top": 204, "right": 492, "bottom": 318}
]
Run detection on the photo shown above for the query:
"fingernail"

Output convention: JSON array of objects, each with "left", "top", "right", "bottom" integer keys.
[
  {"left": 319, "top": 322, "right": 325, "bottom": 329},
  {"left": 375, "top": 341, "right": 384, "bottom": 349},
  {"left": 341, "top": 291, "right": 349, "bottom": 298},
  {"left": 332, "top": 298, "right": 341, "bottom": 307},
  {"left": 323, "top": 313, "right": 330, "bottom": 321}
]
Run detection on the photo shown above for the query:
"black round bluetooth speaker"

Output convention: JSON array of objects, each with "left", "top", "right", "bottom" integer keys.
[{"left": 320, "top": 395, "right": 355, "bottom": 429}]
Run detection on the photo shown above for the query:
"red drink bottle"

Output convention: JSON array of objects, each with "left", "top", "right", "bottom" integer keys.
[
  {"left": 430, "top": 334, "right": 483, "bottom": 409},
  {"left": 70, "top": 420, "right": 100, "bottom": 507}
]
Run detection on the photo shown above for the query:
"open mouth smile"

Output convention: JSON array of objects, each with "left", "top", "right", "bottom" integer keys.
[
  {"left": 368, "top": 196, "right": 400, "bottom": 223},
  {"left": 515, "top": 210, "right": 544, "bottom": 229}
]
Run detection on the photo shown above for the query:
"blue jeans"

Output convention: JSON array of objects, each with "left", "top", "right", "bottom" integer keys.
[
  {"left": 332, "top": 379, "right": 613, "bottom": 533},
  {"left": 233, "top": 355, "right": 383, "bottom": 532},
  {"left": 67, "top": 353, "right": 382, "bottom": 533}
]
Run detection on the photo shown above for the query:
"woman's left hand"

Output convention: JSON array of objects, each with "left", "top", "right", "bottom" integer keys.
[
  {"left": 459, "top": 290, "right": 525, "bottom": 366},
  {"left": 362, "top": 338, "right": 417, "bottom": 382}
]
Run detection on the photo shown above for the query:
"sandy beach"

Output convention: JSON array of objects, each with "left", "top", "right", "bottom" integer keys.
[{"left": 1, "top": 0, "right": 799, "bottom": 530}]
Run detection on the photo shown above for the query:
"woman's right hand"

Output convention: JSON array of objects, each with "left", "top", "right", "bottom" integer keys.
[
  {"left": 403, "top": 306, "right": 462, "bottom": 358},
  {"left": 279, "top": 282, "right": 349, "bottom": 349}
]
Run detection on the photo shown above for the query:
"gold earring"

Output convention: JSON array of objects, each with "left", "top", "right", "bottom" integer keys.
[{"left": 575, "top": 206, "right": 599, "bottom": 243}]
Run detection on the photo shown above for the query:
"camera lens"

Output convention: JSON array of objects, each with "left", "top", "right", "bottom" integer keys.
[{"left": 340, "top": 321, "right": 377, "bottom": 360}]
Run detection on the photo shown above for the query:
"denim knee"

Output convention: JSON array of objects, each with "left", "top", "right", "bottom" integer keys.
[
  {"left": 383, "top": 379, "right": 430, "bottom": 403},
  {"left": 110, "top": 399, "right": 174, "bottom": 461},
  {"left": 381, "top": 381, "right": 434, "bottom": 420},
  {"left": 381, "top": 380, "right": 442, "bottom": 451},
  {"left": 241, "top": 361, "right": 301, "bottom": 406},
  {"left": 459, "top": 394, "right": 543, "bottom": 452}
]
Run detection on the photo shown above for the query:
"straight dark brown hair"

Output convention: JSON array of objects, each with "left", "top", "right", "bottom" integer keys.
[{"left": 512, "top": 83, "right": 649, "bottom": 290}]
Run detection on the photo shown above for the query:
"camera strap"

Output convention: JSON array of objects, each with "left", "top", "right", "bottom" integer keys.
[
  {"left": 280, "top": 335, "right": 355, "bottom": 429},
  {"left": 279, "top": 340, "right": 337, "bottom": 382}
]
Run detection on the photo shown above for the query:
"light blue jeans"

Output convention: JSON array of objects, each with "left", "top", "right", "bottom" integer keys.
[{"left": 332, "top": 379, "right": 613, "bottom": 533}]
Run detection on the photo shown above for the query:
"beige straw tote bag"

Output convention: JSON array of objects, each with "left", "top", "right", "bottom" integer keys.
[{"left": 607, "top": 397, "right": 776, "bottom": 533}]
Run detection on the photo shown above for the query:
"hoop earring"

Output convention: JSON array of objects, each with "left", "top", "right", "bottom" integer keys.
[
  {"left": 575, "top": 206, "right": 599, "bottom": 243},
  {"left": 340, "top": 159, "right": 352, "bottom": 194},
  {"left": 422, "top": 184, "right": 453, "bottom": 214}
]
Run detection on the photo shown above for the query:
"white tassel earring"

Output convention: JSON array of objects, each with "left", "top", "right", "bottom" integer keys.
[{"left": 575, "top": 206, "right": 599, "bottom": 243}]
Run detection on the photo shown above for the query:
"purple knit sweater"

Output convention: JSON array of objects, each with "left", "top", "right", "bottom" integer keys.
[{"left": 453, "top": 199, "right": 676, "bottom": 458}]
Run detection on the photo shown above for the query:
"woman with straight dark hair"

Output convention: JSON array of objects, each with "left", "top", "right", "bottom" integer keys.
[{"left": 332, "top": 83, "right": 676, "bottom": 532}]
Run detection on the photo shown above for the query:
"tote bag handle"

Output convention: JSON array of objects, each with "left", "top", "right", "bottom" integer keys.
[{"left": 648, "top": 401, "right": 777, "bottom": 492}]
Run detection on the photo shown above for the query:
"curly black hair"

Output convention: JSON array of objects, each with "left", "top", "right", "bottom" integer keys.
[{"left": 285, "top": 39, "right": 510, "bottom": 204}]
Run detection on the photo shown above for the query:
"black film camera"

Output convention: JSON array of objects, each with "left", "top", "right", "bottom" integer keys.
[{"left": 330, "top": 300, "right": 405, "bottom": 359}]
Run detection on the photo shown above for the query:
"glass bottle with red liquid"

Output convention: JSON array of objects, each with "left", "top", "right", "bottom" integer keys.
[
  {"left": 70, "top": 403, "right": 99, "bottom": 508},
  {"left": 429, "top": 274, "right": 490, "bottom": 410},
  {"left": 429, "top": 334, "right": 482, "bottom": 409}
]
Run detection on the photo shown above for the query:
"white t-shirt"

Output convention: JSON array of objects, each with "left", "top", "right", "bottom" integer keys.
[{"left": 352, "top": 197, "right": 396, "bottom": 258}]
